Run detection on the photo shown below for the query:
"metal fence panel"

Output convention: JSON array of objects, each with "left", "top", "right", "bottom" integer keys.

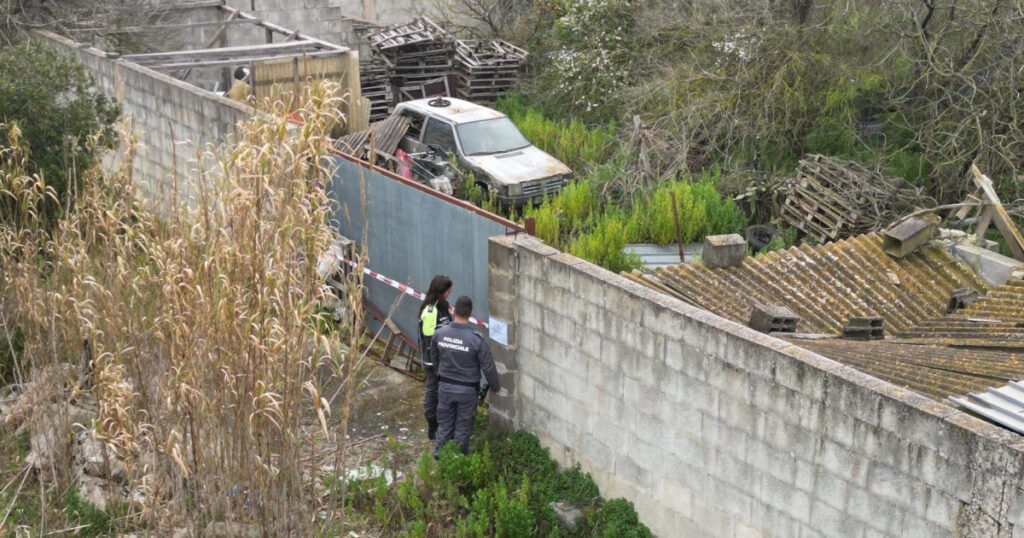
[{"left": 328, "top": 155, "right": 512, "bottom": 342}]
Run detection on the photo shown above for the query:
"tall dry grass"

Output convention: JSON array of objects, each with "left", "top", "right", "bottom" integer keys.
[{"left": 0, "top": 81, "right": 366, "bottom": 534}]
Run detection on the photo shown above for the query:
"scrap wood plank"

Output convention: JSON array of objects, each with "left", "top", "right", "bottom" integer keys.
[{"left": 971, "top": 164, "right": 1024, "bottom": 261}]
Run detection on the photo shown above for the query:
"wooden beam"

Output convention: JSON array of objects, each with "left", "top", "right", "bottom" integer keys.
[
  {"left": 69, "top": 18, "right": 257, "bottom": 35},
  {"left": 971, "top": 164, "right": 1024, "bottom": 261},
  {"left": 151, "top": 50, "right": 348, "bottom": 71},
  {"left": 122, "top": 40, "right": 322, "bottom": 64}
]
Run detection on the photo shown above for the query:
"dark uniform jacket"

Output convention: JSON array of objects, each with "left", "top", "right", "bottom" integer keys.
[{"left": 430, "top": 322, "right": 501, "bottom": 394}]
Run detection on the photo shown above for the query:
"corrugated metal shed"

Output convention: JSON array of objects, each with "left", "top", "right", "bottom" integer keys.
[
  {"left": 788, "top": 338, "right": 1024, "bottom": 401},
  {"left": 625, "top": 243, "right": 703, "bottom": 269}
]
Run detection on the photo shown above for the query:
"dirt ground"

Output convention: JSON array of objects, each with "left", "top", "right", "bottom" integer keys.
[{"left": 338, "top": 357, "right": 432, "bottom": 473}]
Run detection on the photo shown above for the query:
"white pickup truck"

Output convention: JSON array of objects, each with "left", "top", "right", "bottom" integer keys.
[{"left": 393, "top": 97, "right": 573, "bottom": 206}]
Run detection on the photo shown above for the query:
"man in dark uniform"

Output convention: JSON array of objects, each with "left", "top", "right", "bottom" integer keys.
[{"left": 430, "top": 295, "right": 500, "bottom": 456}]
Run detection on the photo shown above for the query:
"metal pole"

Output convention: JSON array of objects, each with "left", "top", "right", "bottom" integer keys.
[{"left": 670, "top": 191, "right": 685, "bottom": 263}]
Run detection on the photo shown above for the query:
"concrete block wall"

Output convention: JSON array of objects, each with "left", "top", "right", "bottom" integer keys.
[
  {"left": 224, "top": 0, "right": 425, "bottom": 48},
  {"left": 488, "top": 233, "right": 1024, "bottom": 537},
  {"left": 40, "top": 31, "right": 253, "bottom": 209}
]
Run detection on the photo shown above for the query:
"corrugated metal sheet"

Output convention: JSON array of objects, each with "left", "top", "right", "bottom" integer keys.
[
  {"left": 624, "top": 234, "right": 989, "bottom": 335},
  {"left": 328, "top": 155, "right": 509, "bottom": 341},
  {"left": 333, "top": 115, "right": 410, "bottom": 161},
  {"left": 625, "top": 243, "right": 703, "bottom": 268},
  {"left": 950, "top": 381, "right": 1024, "bottom": 435}
]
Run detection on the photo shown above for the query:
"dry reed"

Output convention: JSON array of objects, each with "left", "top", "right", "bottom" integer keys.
[{"left": 1, "top": 81, "right": 367, "bottom": 535}]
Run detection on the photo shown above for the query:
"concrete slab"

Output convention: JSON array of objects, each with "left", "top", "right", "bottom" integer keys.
[{"left": 952, "top": 244, "right": 1023, "bottom": 287}]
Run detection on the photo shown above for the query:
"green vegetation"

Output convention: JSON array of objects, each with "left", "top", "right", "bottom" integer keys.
[
  {"left": 0, "top": 41, "right": 118, "bottom": 221},
  {"left": 498, "top": 94, "right": 618, "bottom": 172},
  {"left": 497, "top": 94, "right": 748, "bottom": 272},
  {"left": 346, "top": 427, "right": 652, "bottom": 537},
  {"left": 447, "top": 0, "right": 1024, "bottom": 247}
]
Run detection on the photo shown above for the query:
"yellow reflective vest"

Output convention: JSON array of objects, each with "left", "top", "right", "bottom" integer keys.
[{"left": 420, "top": 304, "right": 439, "bottom": 337}]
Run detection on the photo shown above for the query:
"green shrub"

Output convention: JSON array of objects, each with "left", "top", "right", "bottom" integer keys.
[
  {"left": 525, "top": 201, "right": 561, "bottom": 246},
  {"left": 569, "top": 210, "right": 640, "bottom": 273},
  {"left": 0, "top": 41, "right": 119, "bottom": 221},
  {"left": 587, "top": 498, "right": 653, "bottom": 538}
]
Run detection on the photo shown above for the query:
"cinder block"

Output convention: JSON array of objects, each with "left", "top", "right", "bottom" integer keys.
[
  {"left": 809, "top": 499, "right": 857, "bottom": 536},
  {"left": 587, "top": 352, "right": 620, "bottom": 392},
  {"left": 774, "top": 357, "right": 827, "bottom": 398},
  {"left": 760, "top": 473, "right": 810, "bottom": 522},
  {"left": 702, "top": 233, "right": 747, "bottom": 268},
  {"left": 811, "top": 468, "right": 849, "bottom": 512},
  {"left": 613, "top": 455, "right": 649, "bottom": 490},
  {"left": 718, "top": 395, "right": 757, "bottom": 431},
  {"left": 846, "top": 486, "right": 900, "bottom": 533},
  {"left": 577, "top": 327, "right": 602, "bottom": 359},
  {"left": 866, "top": 462, "right": 911, "bottom": 506},
  {"left": 580, "top": 434, "right": 615, "bottom": 470},
  {"left": 543, "top": 309, "right": 577, "bottom": 346}
]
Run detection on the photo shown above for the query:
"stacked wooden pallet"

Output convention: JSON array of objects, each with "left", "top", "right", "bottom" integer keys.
[
  {"left": 780, "top": 154, "right": 899, "bottom": 243},
  {"left": 454, "top": 39, "right": 528, "bottom": 103},
  {"left": 366, "top": 17, "right": 455, "bottom": 88},
  {"left": 359, "top": 59, "right": 393, "bottom": 122}
]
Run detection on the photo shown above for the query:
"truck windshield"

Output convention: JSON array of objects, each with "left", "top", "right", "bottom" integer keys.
[{"left": 456, "top": 118, "right": 531, "bottom": 155}]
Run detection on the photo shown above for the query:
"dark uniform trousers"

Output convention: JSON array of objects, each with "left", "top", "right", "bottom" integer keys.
[
  {"left": 435, "top": 386, "right": 478, "bottom": 455},
  {"left": 422, "top": 363, "right": 439, "bottom": 426}
]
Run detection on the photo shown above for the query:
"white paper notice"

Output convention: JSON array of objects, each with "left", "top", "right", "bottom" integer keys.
[{"left": 488, "top": 316, "right": 508, "bottom": 346}]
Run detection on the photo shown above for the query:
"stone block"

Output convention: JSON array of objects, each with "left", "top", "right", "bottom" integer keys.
[
  {"left": 550, "top": 501, "right": 585, "bottom": 530},
  {"left": 953, "top": 244, "right": 1023, "bottom": 287},
  {"left": 702, "top": 233, "right": 747, "bottom": 268}
]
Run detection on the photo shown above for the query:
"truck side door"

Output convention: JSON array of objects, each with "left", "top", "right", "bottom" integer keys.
[{"left": 421, "top": 118, "right": 458, "bottom": 156}]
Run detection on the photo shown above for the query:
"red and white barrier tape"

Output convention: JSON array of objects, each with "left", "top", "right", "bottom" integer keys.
[{"left": 326, "top": 251, "right": 489, "bottom": 329}]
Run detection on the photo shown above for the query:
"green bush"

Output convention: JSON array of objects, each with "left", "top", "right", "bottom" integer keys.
[
  {"left": 343, "top": 429, "right": 651, "bottom": 537},
  {"left": 569, "top": 210, "right": 640, "bottom": 273},
  {"left": 587, "top": 498, "right": 653, "bottom": 538},
  {"left": 0, "top": 41, "right": 119, "bottom": 221}
]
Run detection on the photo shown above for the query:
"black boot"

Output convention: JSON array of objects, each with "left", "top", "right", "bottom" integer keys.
[{"left": 427, "top": 418, "right": 438, "bottom": 440}]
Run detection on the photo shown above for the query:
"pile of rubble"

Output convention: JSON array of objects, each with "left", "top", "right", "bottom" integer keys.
[{"left": 1, "top": 365, "right": 143, "bottom": 512}]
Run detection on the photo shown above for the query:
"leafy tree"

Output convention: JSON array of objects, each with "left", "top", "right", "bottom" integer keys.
[{"left": 0, "top": 40, "right": 119, "bottom": 219}]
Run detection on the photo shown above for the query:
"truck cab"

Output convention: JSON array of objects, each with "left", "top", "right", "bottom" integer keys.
[{"left": 393, "top": 97, "right": 572, "bottom": 206}]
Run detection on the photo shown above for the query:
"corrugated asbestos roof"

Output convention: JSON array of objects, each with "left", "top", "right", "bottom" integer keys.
[
  {"left": 623, "top": 233, "right": 1024, "bottom": 402},
  {"left": 895, "top": 280, "right": 1024, "bottom": 347},
  {"left": 785, "top": 338, "right": 1024, "bottom": 401},
  {"left": 624, "top": 234, "right": 990, "bottom": 335}
]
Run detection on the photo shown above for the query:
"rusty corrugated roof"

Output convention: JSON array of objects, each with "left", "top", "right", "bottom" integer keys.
[{"left": 622, "top": 234, "right": 1024, "bottom": 401}]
